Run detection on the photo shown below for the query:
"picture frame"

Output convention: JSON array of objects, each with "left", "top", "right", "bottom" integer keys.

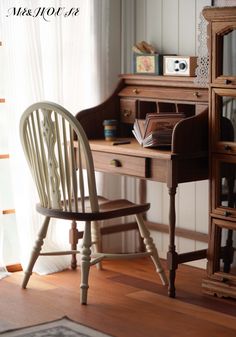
[{"left": 133, "top": 53, "right": 163, "bottom": 75}]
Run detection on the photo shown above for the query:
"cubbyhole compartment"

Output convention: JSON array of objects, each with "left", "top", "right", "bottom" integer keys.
[
  {"left": 157, "top": 102, "right": 176, "bottom": 113},
  {"left": 138, "top": 100, "right": 157, "bottom": 119},
  {"left": 177, "top": 103, "right": 195, "bottom": 117}
]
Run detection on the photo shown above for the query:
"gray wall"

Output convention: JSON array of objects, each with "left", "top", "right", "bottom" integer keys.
[{"left": 119, "top": 0, "right": 211, "bottom": 267}]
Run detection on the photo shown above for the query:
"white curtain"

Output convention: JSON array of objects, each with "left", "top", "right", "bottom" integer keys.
[
  {"left": 0, "top": 214, "right": 10, "bottom": 279},
  {"left": 0, "top": 0, "right": 111, "bottom": 274}
]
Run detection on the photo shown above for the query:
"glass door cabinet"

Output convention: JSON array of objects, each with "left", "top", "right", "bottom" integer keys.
[{"left": 203, "top": 6, "right": 236, "bottom": 298}]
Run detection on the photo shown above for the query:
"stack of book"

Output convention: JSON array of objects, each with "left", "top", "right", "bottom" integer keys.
[{"left": 133, "top": 113, "right": 185, "bottom": 148}]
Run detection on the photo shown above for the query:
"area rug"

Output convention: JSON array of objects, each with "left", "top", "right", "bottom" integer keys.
[{"left": 0, "top": 317, "right": 113, "bottom": 337}]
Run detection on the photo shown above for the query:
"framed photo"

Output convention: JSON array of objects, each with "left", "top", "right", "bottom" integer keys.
[{"left": 133, "top": 53, "right": 163, "bottom": 75}]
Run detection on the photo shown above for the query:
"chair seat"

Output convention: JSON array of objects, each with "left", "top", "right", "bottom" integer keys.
[{"left": 36, "top": 196, "right": 150, "bottom": 221}]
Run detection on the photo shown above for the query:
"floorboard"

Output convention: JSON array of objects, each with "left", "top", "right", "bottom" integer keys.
[{"left": 0, "top": 258, "right": 235, "bottom": 337}]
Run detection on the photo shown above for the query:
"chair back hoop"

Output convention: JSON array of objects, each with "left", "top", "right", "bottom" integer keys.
[{"left": 20, "top": 101, "right": 99, "bottom": 213}]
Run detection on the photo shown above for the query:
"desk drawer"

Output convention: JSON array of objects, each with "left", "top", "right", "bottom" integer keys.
[
  {"left": 92, "top": 151, "right": 148, "bottom": 178},
  {"left": 119, "top": 86, "right": 208, "bottom": 103}
]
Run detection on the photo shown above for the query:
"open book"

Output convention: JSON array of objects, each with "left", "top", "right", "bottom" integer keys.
[{"left": 133, "top": 113, "right": 185, "bottom": 148}]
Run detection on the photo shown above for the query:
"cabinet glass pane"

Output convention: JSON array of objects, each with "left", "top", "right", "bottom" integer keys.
[
  {"left": 223, "top": 30, "right": 236, "bottom": 77},
  {"left": 219, "top": 227, "right": 236, "bottom": 276},
  {"left": 219, "top": 96, "right": 236, "bottom": 142},
  {"left": 219, "top": 162, "right": 236, "bottom": 208}
]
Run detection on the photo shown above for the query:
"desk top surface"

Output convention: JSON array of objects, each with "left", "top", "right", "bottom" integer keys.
[
  {"left": 89, "top": 138, "right": 173, "bottom": 160},
  {"left": 88, "top": 138, "right": 208, "bottom": 161}
]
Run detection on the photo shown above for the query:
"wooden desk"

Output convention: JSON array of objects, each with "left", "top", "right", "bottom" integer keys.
[
  {"left": 89, "top": 138, "right": 207, "bottom": 184},
  {"left": 75, "top": 74, "right": 209, "bottom": 297},
  {"left": 88, "top": 137, "right": 208, "bottom": 297}
]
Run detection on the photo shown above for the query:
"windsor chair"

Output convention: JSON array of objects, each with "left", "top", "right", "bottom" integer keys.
[{"left": 20, "top": 101, "right": 167, "bottom": 304}]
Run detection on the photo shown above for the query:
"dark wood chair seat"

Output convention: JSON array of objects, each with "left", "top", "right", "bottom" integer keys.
[{"left": 36, "top": 197, "right": 150, "bottom": 221}]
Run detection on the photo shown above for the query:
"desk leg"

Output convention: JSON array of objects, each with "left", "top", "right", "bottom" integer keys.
[
  {"left": 167, "top": 186, "right": 178, "bottom": 298},
  {"left": 139, "top": 179, "right": 147, "bottom": 252}
]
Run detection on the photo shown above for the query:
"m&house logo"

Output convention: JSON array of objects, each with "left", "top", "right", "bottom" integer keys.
[{"left": 6, "top": 6, "right": 80, "bottom": 21}]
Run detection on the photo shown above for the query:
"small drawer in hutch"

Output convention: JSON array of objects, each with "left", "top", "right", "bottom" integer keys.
[
  {"left": 120, "top": 98, "right": 137, "bottom": 123},
  {"left": 119, "top": 86, "right": 208, "bottom": 103}
]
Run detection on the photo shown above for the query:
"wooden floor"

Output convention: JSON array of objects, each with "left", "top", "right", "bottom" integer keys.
[{"left": 0, "top": 258, "right": 235, "bottom": 337}]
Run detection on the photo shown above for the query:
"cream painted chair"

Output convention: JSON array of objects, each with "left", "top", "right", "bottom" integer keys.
[{"left": 20, "top": 101, "right": 167, "bottom": 304}]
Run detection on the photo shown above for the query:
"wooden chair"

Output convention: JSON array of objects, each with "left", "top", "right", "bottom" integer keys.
[{"left": 20, "top": 101, "right": 167, "bottom": 304}]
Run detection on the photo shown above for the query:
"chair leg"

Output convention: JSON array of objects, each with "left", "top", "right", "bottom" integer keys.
[
  {"left": 69, "top": 220, "right": 80, "bottom": 270},
  {"left": 80, "top": 221, "right": 92, "bottom": 305},
  {"left": 135, "top": 214, "right": 168, "bottom": 286},
  {"left": 91, "top": 220, "right": 102, "bottom": 270},
  {"left": 22, "top": 216, "right": 50, "bottom": 289}
]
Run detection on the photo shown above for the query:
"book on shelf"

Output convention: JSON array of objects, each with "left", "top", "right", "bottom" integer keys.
[{"left": 132, "top": 113, "right": 185, "bottom": 148}]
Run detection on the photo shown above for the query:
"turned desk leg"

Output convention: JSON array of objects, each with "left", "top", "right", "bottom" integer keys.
[
  {"left": 167, "top": 186, "right": 178, "bottom": 298},
  {"left": 139, "top": 179, "right": 147, "bottom": 252}
]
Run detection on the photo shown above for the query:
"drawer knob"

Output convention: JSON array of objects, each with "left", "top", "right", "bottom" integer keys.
[
  {"left": 123, "top": 109, "right": 131, "bottom": 117},
  {"left": 224, "top": 145, "right": 232, "bottom": 151},
  {"left": 110, "top": 159, "right": 122, "bottom": 167},
  {"left": 133, "top": 88, "right": 140, "bottom": 94},
  {"left": 193, "top": 92, "right": 200, "bottom": 98},
  {"left": 224, "top": 79, "right": 231, "bottom": 85},
  {"left": 223, "top": 211, "right": 231, "bottom": 217}
]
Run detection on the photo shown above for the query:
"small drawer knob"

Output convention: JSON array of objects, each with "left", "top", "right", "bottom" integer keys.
[
  {"left": 110, "top": 159, "right": 122, "bottom": 167},
  {"left": 123, "top": 109, "right": 131, "bottom": 117},
  {"left": 224, "top": 145, "right": 232, "bottom": 151},
  {"left": 224, "top": 79, "right": 231, "bottom": 85},
  {"left": 133, "top": 88, "right": 140, "bottom": 94},
  {"left": 193, "top": 92, "right": 200, "bottom": 98},
  {"left": 223, "top": 211, "right": 231, "bottom": 217}
]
